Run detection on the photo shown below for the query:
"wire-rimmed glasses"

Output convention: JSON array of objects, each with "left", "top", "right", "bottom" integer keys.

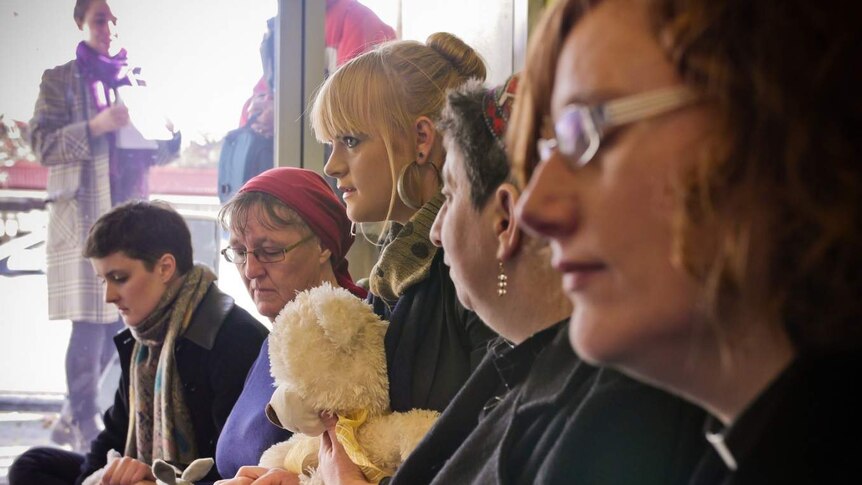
[
  {"left": 537, "top": 85, "right": 699, "bottom": 169},
  {"left": 221, "top": 234, "right": 314, "bottom": 264}
]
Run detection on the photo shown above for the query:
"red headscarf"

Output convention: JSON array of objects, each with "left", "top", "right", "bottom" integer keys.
[{"left": 238, "top": 167, "right": 367, "bottom": 299}]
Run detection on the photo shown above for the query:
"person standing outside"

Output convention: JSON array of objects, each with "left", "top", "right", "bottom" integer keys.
[{"left": 29, "top": 0, "right": 180, "bottom": 449}]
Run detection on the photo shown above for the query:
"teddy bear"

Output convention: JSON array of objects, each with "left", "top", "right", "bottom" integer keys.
[{"left": 258, "top": 283, "right": 439, "bottom": 484}]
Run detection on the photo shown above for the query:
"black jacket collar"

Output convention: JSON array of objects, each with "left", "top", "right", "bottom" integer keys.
[{"left": 114, "top": 283, "right": 234, "bottom": 351}]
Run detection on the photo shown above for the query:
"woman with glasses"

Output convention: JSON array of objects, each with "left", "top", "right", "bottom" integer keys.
[
  {"left": 214, "top": 167, "right": 367, "bottom": 483},
  {"left": 9, "top": 201, "right": 267, "bottom": 485},
  {"left": 514, "top": 0, "right": 862, "bottom": 482}
]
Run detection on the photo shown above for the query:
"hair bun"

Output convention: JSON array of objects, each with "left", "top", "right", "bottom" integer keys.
[{"left": 426, "top": 32, "right": 487, "bottom": 81}]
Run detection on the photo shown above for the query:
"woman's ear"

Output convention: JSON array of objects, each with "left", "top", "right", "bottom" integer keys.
[
  {"left": 414, "top": 116, "right": 438, "bottom": 166},
  {"left": 318, "top": 245, "right": 332, "bottom": 265},
  {"left": 156, "top": 253, "right": 178, "bottom": 283},
  {"left": 493, "top": 183, "right": 522, "bottom": 261}
]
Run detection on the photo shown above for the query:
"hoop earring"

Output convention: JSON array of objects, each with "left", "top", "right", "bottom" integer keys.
[{"left": 397, "top": 159, "right": 442, "bottom": 210}]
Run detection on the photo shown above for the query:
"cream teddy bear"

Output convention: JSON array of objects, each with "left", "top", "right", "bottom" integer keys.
[{"left": 258, "top": 283, "right": 439, "bottom": 484}]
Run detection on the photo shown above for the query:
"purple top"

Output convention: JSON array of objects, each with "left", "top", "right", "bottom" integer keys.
[{"left": 215, "top": 337, "right": 293, "bottom": 478}]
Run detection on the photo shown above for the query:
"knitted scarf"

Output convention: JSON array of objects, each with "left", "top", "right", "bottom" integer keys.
[
  {"left": 369, "top": 193, "right": 444, "bottom": 304},
  {"left": 125, "top": 264, "right": 216, "bottom": 466}
]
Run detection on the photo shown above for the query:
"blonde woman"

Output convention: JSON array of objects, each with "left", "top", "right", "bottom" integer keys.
[
  {"left": 312, "top": 32, "right": 496, "bottom": 417},
  {"left": 313, "top": 33, "right": 497, "bottom": 484}
]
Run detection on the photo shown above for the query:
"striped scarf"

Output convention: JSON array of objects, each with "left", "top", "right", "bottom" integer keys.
[{"left": 125, "top": 264, "right": 216, "bottom": 466}]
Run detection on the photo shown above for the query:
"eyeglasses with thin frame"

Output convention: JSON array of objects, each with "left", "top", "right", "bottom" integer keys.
[
  {"left": 537, "top": 85, "right": 699, "bottom": 169},
  {"left": 221, "top": 234, "right": 315, "bottom": 264}
]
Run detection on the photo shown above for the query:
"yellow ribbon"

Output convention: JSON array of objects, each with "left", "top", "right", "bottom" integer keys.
[
  {"left": 282, "top": 409, "right": 391, "bottom": 483},
  {"left": 335, "top": 409, "right": 391, "bottom": 484}
]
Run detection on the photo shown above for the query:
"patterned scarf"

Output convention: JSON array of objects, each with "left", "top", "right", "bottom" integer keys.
[
  {"left": 125, "top": 264, "right": 217, "bottom": 466},
  {"left": 369, "top": 193, "right": 444, "bottom": 304}
]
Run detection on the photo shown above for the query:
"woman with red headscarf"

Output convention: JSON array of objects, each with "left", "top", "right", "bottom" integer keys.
[{"left": 214, "top": 167, "right": 367, "bottom": 481}]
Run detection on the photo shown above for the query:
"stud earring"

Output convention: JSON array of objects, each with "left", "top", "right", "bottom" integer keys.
[{"left": 497, "top": 260, "right": 508, "bottom": 297}]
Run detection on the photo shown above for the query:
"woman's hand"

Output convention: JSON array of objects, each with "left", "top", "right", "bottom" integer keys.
[
  {"left": 214, "top": 466, "right": 299, "bottom": 485},
  {"left": 89, "top": 104, "right": 130, "bottom": 137},
  {"left": 317, "top": 415, "right": 372, "bottom": 485},
  {"left": 100, "top": 456, "right": 154, "bottom": 485}
]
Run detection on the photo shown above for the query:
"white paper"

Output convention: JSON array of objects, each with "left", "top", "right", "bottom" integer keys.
[{"left": 115, "top": 83, "right": 174, "bottom": 142}]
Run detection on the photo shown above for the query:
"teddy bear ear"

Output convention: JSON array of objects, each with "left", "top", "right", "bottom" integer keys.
[
  {"left": 181, "top": 457, "right": 214, "bottom": 482},
  {"left": 312, "top": 283, "right": 382, "bottom": 350},
  {"left": 152, "top": 459, "right": 179, "bottom": 484}
]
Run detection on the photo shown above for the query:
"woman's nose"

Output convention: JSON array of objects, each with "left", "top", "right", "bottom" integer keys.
[
  {"left": 104, "top": 284, "right": 118, "bottom": 304},
  {"left": 429, "top": 206, "right": 444, "bottom": 248},
  {"left": 243, "top": 252, "right": 266, "bottom": 280},
  {"left": 517, "top": 152, "right": 581, "bottom": 240},
  {"left": 323, "top": 148, "right": 346, "bottom": 179}
]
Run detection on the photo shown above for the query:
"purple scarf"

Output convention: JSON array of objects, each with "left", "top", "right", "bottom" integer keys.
[
  {"left": 75, "top": 41, "right": 130, "bottom": 111},
  {"left": 75, "top": 41, "right": 153, "bottom": 204}
]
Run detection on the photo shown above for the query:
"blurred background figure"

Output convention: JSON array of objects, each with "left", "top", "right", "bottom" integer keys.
[
  {"left": 237, "top": 0, "right": 395, "bottom": 145},
  {"left": 324, "top": 0, "right": 397, "bottom": 76},
  {"left": 29, "top": 0, "right": 180, "bottom": 451}
]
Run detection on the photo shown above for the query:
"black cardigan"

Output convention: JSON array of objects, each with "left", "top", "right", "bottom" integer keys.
[
  {"left": 76, "top": 284, "right": 268, "bottom": 484},
  {"left": 393, "top": 322, "right": 708, "bottom": 485},
  {"left": 371, "top": 250, "right": 496, "bottom": 413}
]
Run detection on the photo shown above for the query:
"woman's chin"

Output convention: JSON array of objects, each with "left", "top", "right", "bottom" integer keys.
[
  {"left": 567, "top": 313, "right": 616, "bottom": 366},
  {"left": 256, "top": 303, "right": 278, "bottom": 320}
]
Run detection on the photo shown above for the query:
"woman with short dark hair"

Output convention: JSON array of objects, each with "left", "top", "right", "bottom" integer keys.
[{"left": 9, "top": 201, "right": 266, "bottom": 485}]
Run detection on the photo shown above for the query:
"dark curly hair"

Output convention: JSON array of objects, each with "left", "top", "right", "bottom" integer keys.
[
  {"left": 437, "top": 79, "right": 513, "bottom": 210},
  {"left": 510, "top": 0, "right": 862, "bottom": 351},
  {"left": 84, "top": 200, "right": 194, "bottom": 274}
]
